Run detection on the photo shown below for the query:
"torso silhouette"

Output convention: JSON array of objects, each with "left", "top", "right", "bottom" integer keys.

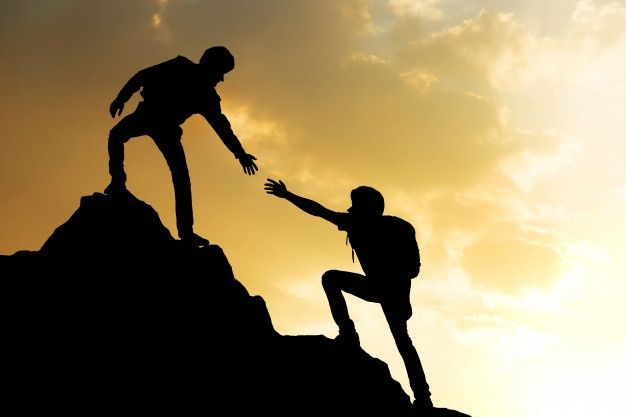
[
  {"left": 337, "top": 214, "right": 420, "bottom": 281},
  {"left": 119, "top": 56, "right": 223, "bottom": 127}
]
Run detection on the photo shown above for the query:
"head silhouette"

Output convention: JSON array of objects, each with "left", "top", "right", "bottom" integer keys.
[
  {"left": 349, "top": 186, "right": 384, "bottom": 218},
  {"left": 200, "top": 46, "right": 235, "bottom": 84}
]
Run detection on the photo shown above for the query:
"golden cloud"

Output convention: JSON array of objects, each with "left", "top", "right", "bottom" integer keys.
[{"left": 462, "top": 232, "right": 562, "bottom": 292}]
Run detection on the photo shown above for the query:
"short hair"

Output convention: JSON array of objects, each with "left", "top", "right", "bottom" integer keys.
[
  {"left": 200, "top": 46, "right": 235, "bottom": 73},
  {"left": 350, "top": 186, "right": 384, "bottom": 216}
]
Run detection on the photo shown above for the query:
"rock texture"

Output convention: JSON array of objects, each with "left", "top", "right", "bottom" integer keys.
[{"left": 2, "top": 192, "right": 435, "bottom": 415}]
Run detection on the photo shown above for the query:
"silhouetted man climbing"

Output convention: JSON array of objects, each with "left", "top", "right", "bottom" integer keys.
[
  {"left": 264, "top": 179, "right": 433, "bottom": 412},
  {"left": 106, "top": 46, "right": 258, "bottom": 246}
]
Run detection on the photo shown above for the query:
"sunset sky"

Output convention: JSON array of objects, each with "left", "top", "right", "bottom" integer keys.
[{"left": 1, "top": 1, "right": 625, "bottom": 416}]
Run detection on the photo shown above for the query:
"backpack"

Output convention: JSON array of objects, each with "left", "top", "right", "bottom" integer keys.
[{"left": 347, "top": 216, "right": 421, "bottom": 279}]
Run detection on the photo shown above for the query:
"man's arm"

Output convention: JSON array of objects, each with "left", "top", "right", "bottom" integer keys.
[
  {"left": 203, "top": 111, "right": 258, "bottom": 175},
  {"left": 264, "top": 179, "right": 343, "bottom": 225},
  {"left": 109, "top": 68, "right": 148, "bottom": 117},
  {"left": 109, "top": 58, "right": 179, "bottom": 117}
]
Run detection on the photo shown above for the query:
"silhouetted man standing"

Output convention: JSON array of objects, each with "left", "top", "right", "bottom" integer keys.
[
  {"left": 106, "top": 46, "right": 258, "bottom": 246},
  {"left": 264, "top": 179, "right": 433, "bottom": 412}
]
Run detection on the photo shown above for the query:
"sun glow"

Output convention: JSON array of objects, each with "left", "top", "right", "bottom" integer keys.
[
  {"left": 531, "top": 361, "right": 626, "bottom": 417},
  {"left": 1, "top": 2, "right": 625, "bottom": 416}
]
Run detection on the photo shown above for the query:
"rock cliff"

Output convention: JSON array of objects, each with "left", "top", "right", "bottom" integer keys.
[{"left": 2, "top": 192, "right": 436, "bottom": 415}]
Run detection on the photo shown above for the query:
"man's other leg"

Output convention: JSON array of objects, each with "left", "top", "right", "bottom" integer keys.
[
  {"left": 321, "top": 270, "right": 378, "bottom": 346},
  {"left": 152, "top": 128, "right": 199, "bottom": 243},
  {"left": 107, "top": 112, "right": 146, "bottom": 193},
  {"left": 384, "top": 307, "right": 432, "bottom": 407}
]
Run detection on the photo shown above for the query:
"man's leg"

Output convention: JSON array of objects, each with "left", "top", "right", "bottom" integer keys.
[
  {"left": 152, "top": 128, "right": 203, "bottom": 244},
  {"left": 107, "top": 111, "right": 146, "bottom": 193},
  {"left": 383, "top": 306, "right": 432, "bottom": 408},
  {"left": 321, "top": 270, "right": 379, "bottom": 345}
]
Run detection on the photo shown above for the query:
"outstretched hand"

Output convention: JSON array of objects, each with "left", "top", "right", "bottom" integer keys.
[
  {"left": 264, "top": 178, "right": 288, "bottom": 198},
  {"left": 238, "top": 153, "right": 258, "bottom": 175},
  {"left": 109, "top": 98, "right": 125, "bottom": 118}
]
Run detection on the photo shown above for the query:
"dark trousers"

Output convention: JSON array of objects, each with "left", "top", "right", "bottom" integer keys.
[
  {"left": 108, "top": 104, "right": 192, "bottom": 237},
  {"left": 321, "top": 270, "right": 430, "bottom": 400}
]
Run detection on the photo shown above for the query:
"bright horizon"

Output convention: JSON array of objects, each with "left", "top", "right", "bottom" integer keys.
[{"left": 1, "top": 1, "right": 625, "bottom": 416}]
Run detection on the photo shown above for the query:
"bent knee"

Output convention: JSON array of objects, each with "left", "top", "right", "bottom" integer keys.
[
  {"left": 321, "top": 270, "right": 341, "bottom": 288},
  {"left": 108, "top": 124, "right": 134, "bottom": 145},
  {"left": 108, "top": 128, "right": 125, "bottom": 145}
]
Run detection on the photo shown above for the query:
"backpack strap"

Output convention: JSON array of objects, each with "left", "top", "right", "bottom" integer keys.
[{"left": 345, "top": 234, "right": 355, "bottom": 263}]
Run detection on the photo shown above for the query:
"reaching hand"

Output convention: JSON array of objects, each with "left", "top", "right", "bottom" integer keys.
[
  {"left": 238, "top": 153, "right": 258, "bottom": 175},
  {"left": 109, "top": 98, "right": 125, "bottom": 118},
  {"left": 264, "top": 178, "right": 288, "bottom": 198}
]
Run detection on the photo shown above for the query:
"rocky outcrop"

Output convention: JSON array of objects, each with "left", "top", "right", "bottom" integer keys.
[{"left": 2, "top": 192, "right": 429, "bottom": 415}]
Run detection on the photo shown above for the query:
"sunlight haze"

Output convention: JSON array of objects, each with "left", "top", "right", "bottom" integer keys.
[{"left": 1, "top": 1, "right": 625, "bottom": 416}]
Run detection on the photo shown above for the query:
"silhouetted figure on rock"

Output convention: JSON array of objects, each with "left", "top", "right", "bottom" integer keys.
[
  {"left": 265, "top": 179, "right": 433, "bottom": 412},
  {"left": 105, "top": 46, "right": 258, "bottom": 246}
]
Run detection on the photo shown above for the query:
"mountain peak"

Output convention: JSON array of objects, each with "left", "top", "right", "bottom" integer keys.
[{"left": 41, "top": 192, "right": 174, "bottom": 257}]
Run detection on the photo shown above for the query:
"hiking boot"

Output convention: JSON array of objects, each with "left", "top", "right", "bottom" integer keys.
[
  {"left": 180, "top": 232, "right": 210, "bottom": 247},
  {"left": 335, "top": 328, "right": 360, "bottom": 348},
  {"left": 104, "top": 180, "right": 128, "bottom": 196},
  {"left": 412, "top": 396, "right": 434, "bottom": 416}
]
